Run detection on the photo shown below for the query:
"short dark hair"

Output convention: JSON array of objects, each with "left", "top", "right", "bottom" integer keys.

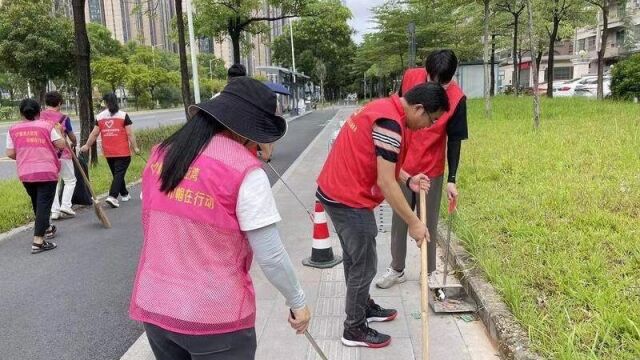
[
  {"left": 228, "top": 64, "right": 247, "bottom": 79},
  {"left": 404, "top": 82, "right": 450, "bottom": 113},
  {"left": 19, "top": 98, "right": 41, "bottom": 120},
  {"left": 45, "top": 91, "right": 64, "bottom": 107},
  {"left": 425, "top": 50, "right": 458, "bottom": 84}
]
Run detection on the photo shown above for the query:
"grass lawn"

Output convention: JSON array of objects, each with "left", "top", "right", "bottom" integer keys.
[
  {"left": 0, "top": 124, "right": 180, "bottom": 234},
  {"left": 458, "top": 96, "right": 639, "bottom": 359}
]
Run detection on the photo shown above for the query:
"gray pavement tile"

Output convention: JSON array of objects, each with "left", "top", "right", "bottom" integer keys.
[
  {"left": 305, "top": 339, "right": 358, "bottom": 360},
  {"left": 359, "top": 337, "right": 415, "bottom": 360}
]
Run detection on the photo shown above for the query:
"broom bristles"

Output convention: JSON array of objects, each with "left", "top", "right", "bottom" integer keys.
[{"left": 93, "top": 199, "right": 112, "bottom": 228}]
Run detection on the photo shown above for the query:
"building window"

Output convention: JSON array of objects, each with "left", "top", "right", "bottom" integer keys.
[
  {"left": 616, "top": 30, "right": 625, "bottom": 46},
  {"left": 578, "top": 39, "right": 586, "bottom": 51},
  {"left": 88, "top": 0, "right": 104, "bottom": 24},
  {"left": 587, "top": 36, "right": 597, "bottom": 51},
  {"left": 553, "top": 67, "right": 574, "bottom": 80}
]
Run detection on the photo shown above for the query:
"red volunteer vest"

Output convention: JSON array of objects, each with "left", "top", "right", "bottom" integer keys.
[
  {"left": 97, "top": 110, "right": 130, "bottom": 157},
  {"left": 317, "top": 95, "right": 408, "bottom": 209},
  {"left": 401, "top": 68, "right": 465, "bottom": 178},
  {"left": 9, "top": 120, "right": 60, "bottom": 182}
]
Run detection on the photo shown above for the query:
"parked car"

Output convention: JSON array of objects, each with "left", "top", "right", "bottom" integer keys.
[
  {"left": 537, "top": 81, "right": 566, "bottom": 95},
  {"left": 555, "top": 76, "right": 612, "bottom": 98}
]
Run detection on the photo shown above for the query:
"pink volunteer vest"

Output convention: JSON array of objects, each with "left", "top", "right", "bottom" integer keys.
[
  {"left": 39, "top": 109, "right": 72, "bottom": 160},
  {"left": 9, "top": 120, "right": 61, "bottom": 182},
  {"left": 130, "top": 134, "right": 262, "bottom": 335}
]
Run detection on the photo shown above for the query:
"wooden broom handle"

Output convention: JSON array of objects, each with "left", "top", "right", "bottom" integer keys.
[{"left": 420, "top": 189, "right": 429, "bottom": 359}]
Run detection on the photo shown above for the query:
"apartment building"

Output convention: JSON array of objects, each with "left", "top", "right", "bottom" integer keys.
[{"left": 574, "top": 0, "right": 640, "bottom": 77}]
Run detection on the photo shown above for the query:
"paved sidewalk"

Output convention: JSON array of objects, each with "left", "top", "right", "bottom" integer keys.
[{"left": 122, "top": 107, "right": 498, "bottom": 360}]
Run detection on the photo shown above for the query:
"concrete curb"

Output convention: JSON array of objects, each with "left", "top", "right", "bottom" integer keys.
[{"left": 436, "top": 223, "right": 543, "bottom": 360}]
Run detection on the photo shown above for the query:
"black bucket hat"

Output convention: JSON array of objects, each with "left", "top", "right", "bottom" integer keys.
[{"left": 188, "top": 76, "right": 287, "bottom": 144}]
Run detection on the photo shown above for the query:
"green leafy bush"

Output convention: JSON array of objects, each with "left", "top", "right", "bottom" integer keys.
[{"left": 611, "top": 54, "right": 640, "bottom": 100}]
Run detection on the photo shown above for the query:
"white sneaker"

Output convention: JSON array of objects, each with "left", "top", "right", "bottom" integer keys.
[
  {"left": 375, "top": 268, "right": 406, "bottom": 289},
  {"left": 105, "top": 196, "right": 120, "bottom": 208},
  {"left": 60, "top": 207, "right": 76, "bottom": 217},
  {"left": 121, "top": 194, "right": 131, "bottom": 202},
  {"left": 51, "top": 212, "right": 60, "bottom": 220}
]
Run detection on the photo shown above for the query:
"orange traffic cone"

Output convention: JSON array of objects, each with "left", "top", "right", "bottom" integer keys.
[{"left": 302, "top": 201, "right": 343, "bottom": 269}]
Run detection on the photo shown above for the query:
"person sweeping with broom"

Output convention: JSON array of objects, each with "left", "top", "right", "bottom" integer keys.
[
  {"left": 315, "top": 82, "right": 449, "bottom": 348},
  {"left": 6, "top": 99, "right": 65, "bottom": 254},
  {"left": 129, "top": 77, "right": 310, "bottom": 360},
  {"left": 80, "top": 93, "right": 139, "bottom": 208}
]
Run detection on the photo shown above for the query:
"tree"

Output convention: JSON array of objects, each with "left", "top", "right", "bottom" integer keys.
[
  {"left": 495, "top": 0, "right": 525, "bottom": 95},
  {"left": 586, "top": 0, "right": 613, "bottom": 100},
  {"left": 87, "top": 23, "right": 124, "bottom": 59},
  {"left": 482, "top": 0, "right": 492, "bottom": 117},
  {"left": 0, "top": 0, "right": 75, "bottom": 102},
  {"left": 526, "top": 0, "right": 540, "bottom": 128},
  {"left": 314, "top": 59, "right": 326, "bottom": 104},
  {"left": 175, "top": 0, "right": 193, "bottom": 116},
  {"left": 195, "top": 0, "right": 315, "bottom": 64},
  {"left": 271, "top": 0, "right": 355, "bottom": 99},
  {"left": 198, "top": 53, "right": 227, "bottom": 80},
  {"left": 92, "top": 57, "right": 128, "bottom": 93}
]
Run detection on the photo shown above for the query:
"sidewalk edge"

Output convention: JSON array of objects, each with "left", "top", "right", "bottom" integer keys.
[{"left": 436, "top": 224, "right": 543, "bottom": 360}]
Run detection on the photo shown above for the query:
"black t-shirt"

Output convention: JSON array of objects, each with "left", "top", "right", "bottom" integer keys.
[{"left": 446, "top": 97, "right": 468, "bottom": 141}]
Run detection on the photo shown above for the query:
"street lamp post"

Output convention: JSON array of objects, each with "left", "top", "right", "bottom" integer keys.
[
  {"left": 289, "top": 19, "right": 298, "bottom": 115},
  {"left": 186, "top": 0, "right": 200, "bottom": 103},
  {"left": 209, "top": 59, "right": 213, "bottom": 80}
]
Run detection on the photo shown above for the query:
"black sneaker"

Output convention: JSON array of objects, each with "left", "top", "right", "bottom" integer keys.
[
  {"left": 366, "top": 298, "right": 398, "bottom": 322},
  {"left": 341, "top": 323, "right": 391, "bottom": 348},
  {"left": 32, "top": 240, "right": 57, "bottom": 254},
  {"left": 44, "top": 225, "right": 57, "bottom": 240}
]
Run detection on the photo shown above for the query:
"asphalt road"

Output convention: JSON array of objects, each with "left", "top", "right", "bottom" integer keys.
[
  {"left": 0, "top": 109, "right": 186, "bottom": 180},
  {"left": 0, "top": 108, "right": 338, "bottom": 360}
]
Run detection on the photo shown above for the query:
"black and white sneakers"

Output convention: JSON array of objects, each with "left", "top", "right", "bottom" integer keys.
[
  {"left": 342, "top": 299, "right": 398, "bottom": 348},
  {"left": 366, "top": 298, "right": 398, "bottom": 322},
  {"left": 341, "top": 323, "right": 391, "bottom": 348}
]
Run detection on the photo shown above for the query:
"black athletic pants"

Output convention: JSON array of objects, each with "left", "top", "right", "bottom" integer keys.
[
  {"left": 106, "top": 156, "right": 131, "bottom": 198},
  {"left": 22, "top": 181, "right": 57, "bottom": 237},
  {"left": 144, "top": 323, "right": 257, "bottom": 360}
]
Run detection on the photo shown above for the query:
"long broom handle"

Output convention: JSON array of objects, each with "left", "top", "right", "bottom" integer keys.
[
  {"left": 65, "top": 143, "right": 98, "bottom": 200},
  {"left": 420, "top": 189, "right": 429, "bottom": 359}
]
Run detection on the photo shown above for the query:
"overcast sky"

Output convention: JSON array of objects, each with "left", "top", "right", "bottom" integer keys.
[{"left": 346, "top": 0, "right": 386, "bottom": 44}]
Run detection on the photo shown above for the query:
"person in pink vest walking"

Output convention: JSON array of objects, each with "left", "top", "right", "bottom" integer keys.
[
  {"left": 80, "top": 93, "right": 139, "bottom": 208},
  {"left": 129, "top": 77, "right": 311, "bottom": 360},
  {"left": 40, "top": 91, "right": 78, "bottom": 220},
  {"left": 6, "top": 99, "right": 65, "bottom": 254}
]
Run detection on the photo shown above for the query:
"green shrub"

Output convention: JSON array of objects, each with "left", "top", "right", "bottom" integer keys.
[
  {"left": 0, "top": 106, "right": 15, "bottom": 121},
  {"left": 611, "top": 54, "right": 640, "bottom": 100}
]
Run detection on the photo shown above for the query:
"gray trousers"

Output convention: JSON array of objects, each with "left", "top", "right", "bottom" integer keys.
[
  {"left": 390, "top": 176, "right": 443, "bottom": 274},
  {"left": 144, "top": 323, "right": 257, "bottom": 360},
  {"left": 323, "top": 204, "right": 378, "bottom": 329}
]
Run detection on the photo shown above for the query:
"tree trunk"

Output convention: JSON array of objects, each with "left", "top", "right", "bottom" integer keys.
[
  {"left": 491, "top": 34, "right": 496, "bottom": 96},
  {"left": 231, "top": 29, "right": 241, "bottom": 64},
  {"left": 546, "top": 19, "right": 559, "bottom": 98},
  {"left": 526, "top": 0, "right": 540, "bottom": 129},
  {"left": 483, "top": 0, "right": 491, "bottom": 117},
  {"left": 72, "top": 0, "right": 97, "bottom": 164},
  {"left": 175, "top": 0, "right": 192, "bottom": 117},
  {"left": 513, "top": 15, "right": 520, "bottom": 95},
  {"left": 597, "top": 4, "right": 609, "bottom": 100}
]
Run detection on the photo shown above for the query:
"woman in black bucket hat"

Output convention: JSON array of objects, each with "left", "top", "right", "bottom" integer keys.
[{"left": 130, "top": 77, "right": 311, "bottom": 360}]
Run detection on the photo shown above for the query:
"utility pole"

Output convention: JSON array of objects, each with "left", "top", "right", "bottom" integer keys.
[
  {"left": 289, "top": 19, "right": 297, "bottom": 114},
  {"left": 186, "top": 0, "right": 200, "bottom": 103}
]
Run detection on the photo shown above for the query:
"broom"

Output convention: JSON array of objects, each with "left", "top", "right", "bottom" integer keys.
[
  {"left": 419, "top": 188, "right": 429, "bottom": 359},
  {"left": 66, "top": 142, "right": 111, "bottom": 228}
]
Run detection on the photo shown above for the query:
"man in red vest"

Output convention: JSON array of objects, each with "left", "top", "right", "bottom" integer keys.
[
  {"left": 316, "top": 83, "right": 449, "bottom": 348},
  {"left": 375, "top": 50, "right": 469, "bottom": 290}
]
